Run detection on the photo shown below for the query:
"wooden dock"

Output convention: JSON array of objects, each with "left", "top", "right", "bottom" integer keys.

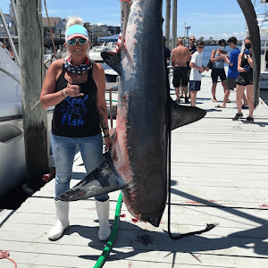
[{"left": 1, "top": 71, "right": 268, "bottom": 267}]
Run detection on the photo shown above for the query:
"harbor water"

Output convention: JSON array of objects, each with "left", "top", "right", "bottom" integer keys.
[{"left": 201, "top": 45, "right": 242, "bottom": 66}]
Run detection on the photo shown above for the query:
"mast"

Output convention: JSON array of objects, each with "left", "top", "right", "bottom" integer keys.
[
  {"left": 165, "top": 0, "right": 171, "bottom": 48},
  {"left": 172, "top": 0, "right": 177, "bottom": 49}
]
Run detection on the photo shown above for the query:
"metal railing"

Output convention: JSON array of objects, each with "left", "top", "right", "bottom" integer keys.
[
  {"left": 106, "top": 86, "right": 118, "bottom": 129},
  {"left": 0, "top": 67, "right": 20, "bottom": 84}
]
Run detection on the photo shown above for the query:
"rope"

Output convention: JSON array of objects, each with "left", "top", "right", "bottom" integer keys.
[
  {"left": 93, "top": 192, "right": 123, "bottom": 268},
  {"left": 0, "top": 250, "right": 17, "bottom": 268},
  {"left": 166, "top": 63, "right": 217, "bottom": 240}
]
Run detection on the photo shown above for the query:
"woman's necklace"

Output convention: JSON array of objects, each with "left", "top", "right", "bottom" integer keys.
[{"left": 64, "top": 56, "right": 92, "bottom": 74}]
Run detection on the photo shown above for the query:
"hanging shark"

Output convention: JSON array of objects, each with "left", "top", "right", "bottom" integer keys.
[{"left": 59, "top": 0, "right": 260, "bottom": 227}]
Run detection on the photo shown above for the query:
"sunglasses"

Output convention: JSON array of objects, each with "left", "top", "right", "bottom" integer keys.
[{"left": 67, "top": 38, "right": 88, "bottom": 46}]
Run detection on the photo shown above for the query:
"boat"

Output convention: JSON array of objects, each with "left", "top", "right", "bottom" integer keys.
[
  {"left": 89, "top": 42, "right": 117, "bottom": 62},
  {"left": 105, "top": 68, "right": 118, "bottom": 82},
  {"left": 0, "top": 44, "right": 54, "bottom": 197},
  {"left": 254, "top": 0, "right": 268, "bottom": 104},
  {"left": 0, "top": 44, "right": 26, "bottom": 196},
  {"left": 89, "top": 42, "right": 119, "bottom": 81}
]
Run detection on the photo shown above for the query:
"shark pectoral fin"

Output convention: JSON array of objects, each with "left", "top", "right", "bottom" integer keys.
[
  {"left": 169, "top": 97, "right": 206, "bottom": 130},
  {"left": 58, "top": 152, "right": 127, "bottom": 202},
  {"left": 101, "top": 51, "right": 122, "bottom": 75}
]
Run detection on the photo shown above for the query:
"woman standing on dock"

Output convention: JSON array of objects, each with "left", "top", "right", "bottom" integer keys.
[
  {"left": 40, "top": 17, "right": 112, "bottom": 241},
  {"left": 232, "top": 37, "right": 254, "bottom": 123},
  {"left": 210, "top": 39, "right": 229, "bottom": 102}
]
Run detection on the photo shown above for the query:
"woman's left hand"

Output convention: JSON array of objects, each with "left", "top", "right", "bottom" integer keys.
[{"left": 104, "top": 136, "right": 113, "bottom": 151}]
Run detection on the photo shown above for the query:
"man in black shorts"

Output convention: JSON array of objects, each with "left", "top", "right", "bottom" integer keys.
[{"left": 171, "top": 38, "right": 190, "bottom": 103}]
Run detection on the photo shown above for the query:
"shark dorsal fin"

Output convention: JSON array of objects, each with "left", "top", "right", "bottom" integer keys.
[{"left": 168, "top": 97, "right": 206, "bottom": 130}]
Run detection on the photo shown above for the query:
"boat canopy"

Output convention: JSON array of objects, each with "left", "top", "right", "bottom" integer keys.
[{"left": 98, "top": 34, "right": 119, "bottom": 43}]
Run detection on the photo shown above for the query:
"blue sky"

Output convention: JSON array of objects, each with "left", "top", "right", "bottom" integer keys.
[{"left": 0, "top": 0, "right": 266, "bottom": 40}]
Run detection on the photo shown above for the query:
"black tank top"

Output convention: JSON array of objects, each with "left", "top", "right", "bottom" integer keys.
[
  {"left": 52, "top": 67, "right": 101, "bottom": 137},
  {"left": 239, "top": 53, "right": 253, "bottom": 77}
]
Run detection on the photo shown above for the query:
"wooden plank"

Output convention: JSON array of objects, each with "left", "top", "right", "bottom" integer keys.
[
  {"left": 1, "top": 229, "right": 268, "bottom": 267},
  {"left": 2, "top": 247, "right": 267, "bottom": 268},
  {"left": 1, "top": 203, "right": 268, "bottom": 258},
  {"left": 0, "top": 209, "right": 15, "bottom": 226}
]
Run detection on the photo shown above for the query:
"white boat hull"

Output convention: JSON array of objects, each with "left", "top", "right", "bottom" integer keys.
[
  {"left": 0, "top": 46, "right": 53, "bottom": 197},
  {"left": 260, "top": 72, "right": 268, "bottom": 90},
  {"left": 89, "top": 50, "right": 104, "bottom": 62},
  {"left": 105, "top": 69, "right": 118, "bottom": 82}
]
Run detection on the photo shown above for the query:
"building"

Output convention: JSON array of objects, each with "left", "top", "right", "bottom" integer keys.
[
  {"left": 1, "top": 8, "right": 120, "bottom": 47},
  {"left": 88, "top": 24, "right": 120, "bottom": 45},
  {"left": 0, "top": 12, "right": 17, "bottom": 44},
  {"left": 42, "top": 17, "right": 66, "bottom": 38}
]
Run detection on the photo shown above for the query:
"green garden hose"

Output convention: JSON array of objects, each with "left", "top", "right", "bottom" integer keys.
[
  {"left": 105, "top": 99, "right": 118, "bottom": 102},
  {"left": 93, "top": 192, "right": 123, "bottom": 268}
]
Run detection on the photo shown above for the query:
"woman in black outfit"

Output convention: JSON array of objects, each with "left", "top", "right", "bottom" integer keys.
[
  {"left": 40, "top": 17, "right": 112, "bottom": 242},
  {"left": 233, "top": 37, "right": 254, "bottom": 123}
]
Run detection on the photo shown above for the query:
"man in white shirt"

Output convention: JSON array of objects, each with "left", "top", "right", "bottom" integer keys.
[{"left": 189, "top": 41, "right": 209, "bottom": 106}]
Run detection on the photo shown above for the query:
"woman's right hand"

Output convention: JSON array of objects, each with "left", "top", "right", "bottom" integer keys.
[{"left": 65, "top": 79, "right": 84, "bottom": 97}]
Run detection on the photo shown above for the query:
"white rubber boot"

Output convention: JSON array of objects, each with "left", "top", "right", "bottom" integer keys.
[
  {"left": 95, "top": 198, "right": 111, "bottom": 241},
  {"left": 48, "top": 200, "right": 70, "bottom": 241}
]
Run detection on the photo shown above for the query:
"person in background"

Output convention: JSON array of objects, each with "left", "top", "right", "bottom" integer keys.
[
  {"left": 171, "top": 38, "right": 190, "bottom": 103},
  {"left": 188, "top": 36, "right": 197, "bottom": 57},
  {"left": 189, "top": 41, "right": 209, "bottom": 106},
  {"left": 232, "top": 36, "right": 254, "bottom": 123},
  {"left": 6, "top": 44, "right": 15, "bottom": 60},
  {"left": 210, "top": 39, "right": 229, "bottom": 102},
  {"left": 40, "top": 16, "right": 112, "bottom": 242},
  {"left": 1, "top": 42, "right": 7, "bottom": 48},
  {"left": 186, "top": 36, "right": 197, "bottom": 99},
  {"left": 1, "top": 42, "right": 15, "bottom": 60},
  {"left": 163, "top": 36, "right": 171, "bottom": 67},
  {"left": 217, "top": 36, "right": 241, "bottom": 108}
]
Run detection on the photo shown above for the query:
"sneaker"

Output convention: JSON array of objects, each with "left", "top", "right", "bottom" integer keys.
[
  {"left": 232, "top": 113, "right": 243, "bottom": 121},
  {"left": 242, "top": 104, "right": 249, "bottom": 109},
  {"left": 244, "top": 116, "right": 254, "bottom": 123},
  {"left": 185, "top": 97, "right": 189, "bottom": 104},
  {"left": 175, "top": 98, "right": 180, "bottom": 103}
]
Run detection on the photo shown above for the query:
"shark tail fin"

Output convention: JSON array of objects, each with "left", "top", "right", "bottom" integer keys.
[
  {"left": 59, "top": 152, "right": 126, "bottom": 202},
  {"left": 169, "top": 97, "right": 206, "bottom": 130}
]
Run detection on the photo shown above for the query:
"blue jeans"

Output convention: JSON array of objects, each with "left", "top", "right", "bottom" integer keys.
[{"left": 52, "top": 134, "right": 109, "bottom": 202}]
